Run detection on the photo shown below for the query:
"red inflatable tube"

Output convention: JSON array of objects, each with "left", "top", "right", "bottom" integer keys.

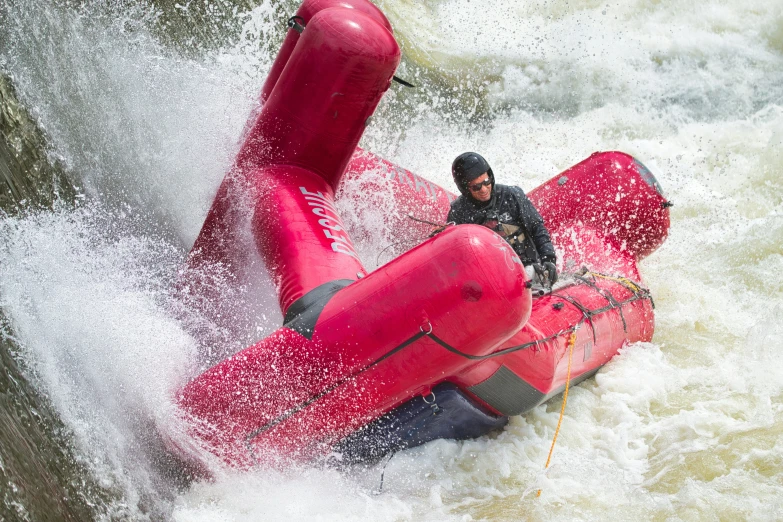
[
  {"left": 531, "top": 151, "right": 670, "bottom": 263},
  {"left": 250, "top": 164, "right": 365, "bottom": 314},
  {"left": 451, "top": 271, "right": 656, "bottom": 413},
  {"left": 170, "top": 0, "right": 671, "bottom": 469},
  {"left": 260, "top": 0, "right": 394, "bottom": 105},
  {"left": 238, "top": 8, "right": 399, "bottom": 189},
  {"left": 184, "top": 5, "right": 399, "bottom": 308},
  {"left": 178, "top": 225, "right": 531, "bottom": 465}
]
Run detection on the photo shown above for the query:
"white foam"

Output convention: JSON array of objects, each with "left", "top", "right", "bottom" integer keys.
[
  {"left": 2, "top": 0, "right": 783, "bottom": 519},
  {"left": 0, "top": 206, "right": 198, "bottom": 515}
]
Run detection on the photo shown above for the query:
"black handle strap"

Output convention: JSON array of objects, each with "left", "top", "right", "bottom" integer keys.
[
  {"left": 392, "top": 76, "right": 415, "bottom": 88},
  {"left": 287, "top": 16, "right": 306, "bottom": 34}
]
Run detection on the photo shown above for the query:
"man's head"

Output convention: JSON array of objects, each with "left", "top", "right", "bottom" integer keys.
[{"left": 451, "top": 152, "right": 494, "bottom": 201}]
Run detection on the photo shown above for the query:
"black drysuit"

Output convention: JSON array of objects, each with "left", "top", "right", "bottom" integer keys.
[{"left": 447, "top": 184, "right": 556, "bottom": 266}]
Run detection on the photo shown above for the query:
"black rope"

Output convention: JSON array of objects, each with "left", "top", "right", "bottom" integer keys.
[
  {"left": 249, "top": 271, "right": 653, "bottom": 440},
  {"left": 376, "top": 238, "right": 421, "bottom": 266},
  {"left": 392, "top": 76, "right": 415, "bottom": 88},
  {"left": 427, "top": 325, "right": 583, "bottom": 360},
  {"left": 375, "top": 451, "right": 396, "bottom": 494},
  {"left": 246, "top": 332, "right": 426, "bottom": 441},
  {"left": 406, "top": 213, "right": 445, "bottom": 227},
  {"left": 548, "top": 291, "right": 599, "bottom": 344},
  {"left": 574, "top": 275, "right": 628, "bottom": 333}
]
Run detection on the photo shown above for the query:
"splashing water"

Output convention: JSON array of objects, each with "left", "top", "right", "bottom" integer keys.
[{"left": 1, "top": 0, "right": 782, "bottom": 519}]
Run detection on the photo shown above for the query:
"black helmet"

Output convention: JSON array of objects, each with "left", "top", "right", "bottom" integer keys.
[{"left": 452, "top": 152, "right": 494, "bottom": 196}]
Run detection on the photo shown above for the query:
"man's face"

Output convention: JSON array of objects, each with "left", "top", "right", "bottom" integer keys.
[{"left": 468, "top": 172, "right": 492, "bottom": 202}]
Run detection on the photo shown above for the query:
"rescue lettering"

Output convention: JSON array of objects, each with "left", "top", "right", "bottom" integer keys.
[{"left": 299, "top": 187, "right": 360, "bottom": 260}]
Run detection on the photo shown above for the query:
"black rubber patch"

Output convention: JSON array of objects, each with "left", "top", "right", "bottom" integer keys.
[
  {"left": 468, "top": 365, "right": 545, "bottom": 416},
  {"left": 283, "top": 279, "right": 353, "bottom": 339}
]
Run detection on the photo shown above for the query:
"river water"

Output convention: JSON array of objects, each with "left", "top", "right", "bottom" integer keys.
[{"left": 1, "top": 0, "right": 782, "bottom": 520}]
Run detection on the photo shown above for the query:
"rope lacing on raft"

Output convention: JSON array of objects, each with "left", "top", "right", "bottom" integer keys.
[
  {"left": 425, "top": 268, "right": 653, "bottom": 361},
  {"left": 247, "top": 269, "right": 652, "bottom": 441}
]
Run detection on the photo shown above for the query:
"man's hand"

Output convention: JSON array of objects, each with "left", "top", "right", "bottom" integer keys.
[
  {"left": 542, "top": 261, "right": 558, "bottom": 286},
  {"left": 534, "top": 261, "right": 558, "bottom": 288}
]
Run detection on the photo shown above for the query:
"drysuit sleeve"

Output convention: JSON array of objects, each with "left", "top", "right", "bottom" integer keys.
[
  {"left": 447, "top": 200, "right": 465, "bottom": 224},
  {"left": 512, "top": 187, "right": 556, "bottom": 263}
]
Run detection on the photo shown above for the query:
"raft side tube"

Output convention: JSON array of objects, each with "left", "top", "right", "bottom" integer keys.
[
  {"left": 250, "top": 164, "right": 365, "bottom": 315},
  {"left": 528, "top": 151, "right": 670, "bottom": 262},
  {"left": 455, "top": 272, "right": 655, "bottom": 408},
  {"left": 177, "top": 225, "right": 532, "bottom": 465}
]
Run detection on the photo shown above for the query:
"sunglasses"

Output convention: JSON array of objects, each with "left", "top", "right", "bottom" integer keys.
[{"left": 469, "top": 179, "right": 492, "bottom": 192}]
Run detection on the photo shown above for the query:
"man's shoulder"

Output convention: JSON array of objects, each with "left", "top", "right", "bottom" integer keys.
[
  {"left": 495, "top": 183, "right": 525, "bottom": 195},
  {"left": 449, "top": 195, "right": 470, "bottom": 210},
  {"left": 494, "top": 184, "right": 527, "bottom": 203},
  {"left": 448, "top": 195, "right": 480, "bottom": 224}
]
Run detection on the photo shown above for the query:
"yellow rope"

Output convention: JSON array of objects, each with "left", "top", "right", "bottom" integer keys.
[
  {"left": 537, "top": 330, "right": 578, "bottom": 498},
  {"left": 585, "top": 270, "right": 642, "bottom": 294}
]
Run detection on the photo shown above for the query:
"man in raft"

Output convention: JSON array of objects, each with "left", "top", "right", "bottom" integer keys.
[{"left": 447, "top": 152, "right": 558, "bottom": 287}]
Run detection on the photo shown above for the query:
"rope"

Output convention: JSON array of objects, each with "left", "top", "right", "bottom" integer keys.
[
  {"left": 406, "top": 213, "right": 454, "bottom": 238},
  {"left": 259, "top": 268, "right": 652, "bottom": 444},
  {"left": 586, "top": 271, "right": 643, "bottom": 294},
  {"left": 375, "top": 451, "right": 396, "bottom": 495},
  {"left": 406, "top": 213, "right": 444, "bottom": 227},
  {"left": 537, "top": 329, "right": 577, "bottom": 498},
  {"left": 375, "top": 238, "right": 420, "bottom": 266}
]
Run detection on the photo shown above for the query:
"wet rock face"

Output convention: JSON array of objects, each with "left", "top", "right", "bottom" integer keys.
[
  {"left": 0, "top": 74, "right": 78, "bottom": 213},
  {"left": 0, "top": 327, "right": 121, "bottom": 522},
  {"left": 0, "top": 76, "right": 114, "bottom": 519},
  {"left": 151, "top": 0, "right": 290, "bottom": 56}
]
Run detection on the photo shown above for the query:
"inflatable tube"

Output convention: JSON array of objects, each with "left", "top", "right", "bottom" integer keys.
[
  {"left": 531, "top": 152, "right": 670, "bottom": 263},
  {"left": 179, "top": 224, "right": 531, "bottom": 464},
  {"left": 169, "top": 0, "right": 671, "bottom": 468},
  {"left": 259, "top": 0, "right": 394, "bottom": 105},
  {"left": 183, "top": 5, "right": 399, "bottom": 309}
]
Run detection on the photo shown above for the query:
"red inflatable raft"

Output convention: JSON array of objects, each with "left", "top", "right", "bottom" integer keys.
[{"left": 170, "top": 0, "right": 670, "bottom": 468}]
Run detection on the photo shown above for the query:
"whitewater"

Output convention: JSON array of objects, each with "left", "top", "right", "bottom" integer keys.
[{"left": 1, "top": 0, "right": 782, "bottom": 520}]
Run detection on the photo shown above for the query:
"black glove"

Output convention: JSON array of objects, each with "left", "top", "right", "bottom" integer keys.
[{"left": 542, "top": 261, "right": 558, "bottom": 286}]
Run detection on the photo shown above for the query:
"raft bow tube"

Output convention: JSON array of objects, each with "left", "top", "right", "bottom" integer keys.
[
  {"left": 169, "top": 0, "right": 671, "bottom": 468},
  {"left": 179, "top": 223, "right": 531, "bottom": 465}
]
